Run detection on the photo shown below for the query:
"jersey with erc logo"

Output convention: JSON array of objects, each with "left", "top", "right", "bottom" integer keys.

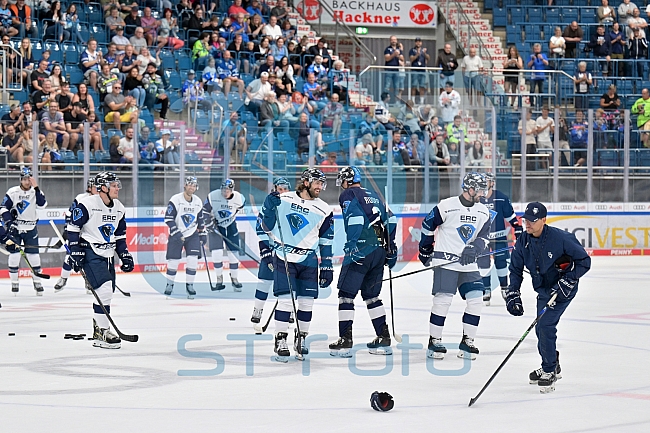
[
  {"left": 165, "top": 192, "right": 204, "bottom": 238},
  {"left": 204, "top": 190, "right": 246, "bottom": 229},
  {"left": 67, "top": 194, "right": 127, "bottom": 258},
  {"left": 1, "top": 185, "right": 48, "bottom": 231},
  {"left": 65, "top": 192, "right": 92, "bottom": 224}
]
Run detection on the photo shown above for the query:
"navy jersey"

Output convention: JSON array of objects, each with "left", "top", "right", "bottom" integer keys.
[
  {"left": 480, "top": 189, "right": 518, "bottom": 240},
  {"left": 339, "top": 186, "right": 396, "bottom": 251},
  {"left": 509, "top": 225, "right": 591, "bottom": 293}
]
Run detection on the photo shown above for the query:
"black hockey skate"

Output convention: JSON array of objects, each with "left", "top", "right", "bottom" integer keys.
[
  {"left": 12, "top": 282, "right": 19, "bottom": 295},
  {"left": 274, "top": 332, "right": 290, "bottom": 362},
  {"left": 530, "top": 351, "right": 562, "bottom": 384},
  {"left": 294, "top": 328, "right": 308, "bottom": 359},
  {"left": 34, "top": 282, "right": 44, "bottom": 296},
  {"left": 231, "top": 275, "right": 243, "bottom": 292},
  {"left": 212, "top": 275, "right": 226, "bottom": 291},
  {"left": 289, "top": 311, "right": 295, "bottom": 324},
  {"left": 329, "top": 327, "right": 353, "bottom": 358},
  {"left": 427, "top": 336, "right": 447, "bottom": 359},
  {"left": 483, "top": 290, "right": 491, "bottom": 306},
  {"left": 538, "top": 371, "right": 558, "bottom": 394},
  {"left": 164, "top": 283, "right": 173, "bottom": 296},
  {"left": 186, "top": 283, "right": 196, "bottom": 299},
  {"left": 367, "top": 324, "right": 392, "bottom": 355},
  {"left": 251, "top": 307, "right": 262, "bottom": 324},
  {"left": 92, "top": 319, "right": 121, "bottom": 349},
  {"left": 458, "top": 334, "right": 479, "bottom": 360},
  {"left": 54, "top": 277, "right": 67, "bottom": 292}
]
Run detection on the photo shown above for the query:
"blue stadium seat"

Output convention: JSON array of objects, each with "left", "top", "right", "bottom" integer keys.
[
  {"left": 62, "top": 42, "right": 78, "bottom": 64},
  {"left": 68, "top": 65, "right": 84, "bottom": 85},
  {"left": 91, "top": 24, "right": 107, "bottom": 44},
  {"left": 597, "top": 149, "right": 619, "bottom": 167},
  {"left": 546, "top": 8, "right": 560, "bottom": 22},
  {"left": 506, "top": 25, "right": 521, "bottom": 42},
  {"left": 175, "top": 49, "right": 192, "bottom": 71},
  {"left": 493, "top": 7, "right": 507, "bottom": 27},
  {"left": 61, "top": 150, "right": 77, "bottom": 170},
  {"left": 509, "top": 7, "right": 524, "bottom": 25},
  {"left": 562, "top": 8, "right": 579, "bottom": 22},
  {"left": 44, "top": 41, "right": 63, "bottom": 63},
  {"left": 528, "top": 7, "right": 542, "bottom": 22},
  {"left": 168, "top": 70, "right": 182, "bottom": 91},
  {"left": 160, "top": 49, "right": 175, "bottom": 70}
]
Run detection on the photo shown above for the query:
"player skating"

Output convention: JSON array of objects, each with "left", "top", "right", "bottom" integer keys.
[
  {"left": 505, "top": 202, "right": 590, "bottom": 393},
  {"left": 164, "top": 177, "right": 205, "bottom": 299},
  {"left": 55, "top": 178, "right": 98, "bottom": 292},
  {"left": 479, "top": 172, "right": 523, "bottom": 305},
  {"left": 1, "top": 167, "right": 48, "bottom": 296},
  {"left": 259, "top": 169, "right": 334, "bottom": 362},
  {"left": 203, "top": 179, "right": 245, "bottom": 291},
  {"left": 418, "top": 172, "right": 491, "bottom": 360},
  {"left": 328, "top": 166, "right": 397, "bottom": 357},
  {"left": 251, "top": 177, "right": 291, "bottom": 325},
  {"left": 67, "top": 172, "right": 134, "bottom": 349}
]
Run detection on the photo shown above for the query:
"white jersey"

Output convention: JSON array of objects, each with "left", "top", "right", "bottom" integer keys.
[
  {"left": 165, "top": 192, "right": 203, "bottom": 238},
  {"left": 1, "top": 185, "right": 48, "bottom": 231},
  {"left": 423, "top": 196, "right": 490, "bottom": 273},
  {"left": 206, "top": 190, "right": 245, "bottom": 228},
  {"left": 67, "top": 194, "right": 127, "bottom": 258},
  {"left": 260, "top": 191, "right": 334, "bottom": 263},
  {"left": 65, "top": 192, "right": 93, "bottom": 221}
]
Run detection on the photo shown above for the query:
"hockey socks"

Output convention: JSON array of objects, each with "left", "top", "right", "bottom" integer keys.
[
  {"left": 61, "top": 256, "right": 72, "bottom": 279},
  {"left": 337, "top": 296, "right": 355, "bottom": 337},
  {"left": 429, "top": 293, "right": 453, "bottom": 339},
  {"left": 212, "top": 249, "right": 224, "bottom": 277},
  {"left": 254, "top": 279, "right": 273, "bottom": 311},
  {"left": 365, "top": 296, "right": 387, "bottom": 337},
  {"left": 185, "top": 256, "right": 198, "bottom": 284},
  {"left": 92, "top": 281, "right": 113, "bottom": 329}
]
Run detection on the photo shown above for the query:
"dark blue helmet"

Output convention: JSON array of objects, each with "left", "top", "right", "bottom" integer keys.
[{"left": 273, "top": 177, "right": 291, "bottom": 190}]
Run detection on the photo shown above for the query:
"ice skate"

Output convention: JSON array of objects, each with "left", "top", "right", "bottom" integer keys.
[
  {"left": 538, "top": 371, "right": 557, "bottom": 394},
  {"left": 186, "top": 283, "right": 196, "bottom": 299},
  {"left": 293, "top": 328, "right": 308, "bottom": 359},
  {"left": 289, "top": 311, "right": 295, "bottom": 324},
  {"left": 274, "top": 332, "right": 290, "bottom": 362},
  {"left": 329, "top": 327, "right": 353, "bottom": 358},
  {"left": 427, "top": 336, "right": 447, "bottom": 359},
  {"left": 530, "top": 351, "right": 562, "bottom": 384},
  {"left": 34, "top": 281, "right": 44, "bottom": 296},
  {"left": 164, "top": 282, "right": 173, "bottom": 297},
  {"left": 212, "top": 275, "right": 226, "bottom": 291},
  {"left": 231, "top": 275, "right": 242, "bottom": 292},
  {"left": 92, "top": 319, "right": 121, "bottom": 349},
  {"left": 457, "top": 334, "right": 479, "bottom": 360},
  {"left": 251, "top": 307, "right": 262, "bottom": 324},
  {"left": 483, "top": 290, "right": 491, "bottom": 306},
  {"left": 54, "top": 277, "right": 67, "bottom": 292},
  {"left": 367, "top": 324, "right": 392, "bottom": 355},
  {"left": 12, "top": 282, "right": 19, "bottom": 295},
  {"left": 501, "top": 287, "right": 508, "bottom": 302}
]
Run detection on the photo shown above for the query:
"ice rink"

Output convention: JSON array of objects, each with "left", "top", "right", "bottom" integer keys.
[{"left": 1, "top": 256, "right": 649, "bottom": 433}]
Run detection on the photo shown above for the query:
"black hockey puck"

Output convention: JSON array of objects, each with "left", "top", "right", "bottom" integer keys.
[
  {"left": 229, "top": 317, "right": 235, "bottom": 321},
  {"left": 72, "top": 336, "right": 84, "bottom": 340},
  {"left": 40, "top": 334, "right": 46, "bottom": 338},
  {"left": 79, "top": 334, "right": 86, "bottom": 337},
  {"left": 64, "top": 335, "right": 72, "bottom": 339},
  {"left": 87, "top": 337, "right": 93, "bottom": 340},
  {"left": 8, "top": 333, "right": 15, "bottom": 336}
]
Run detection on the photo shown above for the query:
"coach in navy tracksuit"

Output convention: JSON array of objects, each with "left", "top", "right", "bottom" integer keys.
[{"left": 505, "top": 202, "right": 591, "bottom": 393}]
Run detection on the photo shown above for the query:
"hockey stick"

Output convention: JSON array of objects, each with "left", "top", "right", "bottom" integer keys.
[
  {"left": 274, "top": 207, "right": 304, "bottom": 360},
  {"left": 79, "top": 269, "right": 139, "bottom": 343},
  {"left": 468, "top": 292, "right": 558, "bottom": 407},
  {"left": 48, "top": 220, "right": 132, "bottom": 297},
  {"left": 209, "top": 226, "right": 261, "bottom": 265},
  {"left": 201, "top": 242, "right": 220, "bottom": 291},
  {"left": 5, "top": 240, "right": 51, "bottom": 279},
  {"left": 384, "top": 186, "right": 401, "bottom": 344},
  {"left": 254, "top": 299, "right": 278, "bottom": 334}
]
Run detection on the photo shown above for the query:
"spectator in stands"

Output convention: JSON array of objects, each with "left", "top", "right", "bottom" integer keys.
[
  {"left": 272, "top": 0, "right": 289, "bottom": 23},
  {"left": 282, "top": 20, "right": 295, "bottom": 40},
  {"left": 573, "top": 61, "right": 592, "bottom": 110},
  {"left": 276, "top": 56, "right": 296, "bottom": 92},
  {"left": 41, "top": 101, "right": 71, "bottom": 150},
  {"left": 191, "top": 32, "right": 210, "bottom": 70},
  {"left": 30, "top": 58, "right": 49, "bottom": 92},
  {"left": 618, "top": 0, "right": 638, "bottom": 23},
  {"left": 430, "top": 133, "right": 451, "bottom": 170},
  {"left": 270, "top": 73, "right": 288, "bottom": 98},
  {"left": 155, "top": 129, "right": 180, "bottom": 166},
  {"left": 373, "top": 92, "right": 394, "bottom": 131},
  {"left": 527, "top": 43, "right": 549, "bottom": 109},
  {"left": 570, "top": 110, "right": 589, "bottom": 166},
  {"left": 10, "top": 0, "right": 37, "bottom": 39},
  {"left": 628, "top": 27, "right": 648, "bottom": 77},
  {"left": 65, "top": 102, "right": 86, "bottom": 150},
  {"left": 106, "top": 6, "right": 125, "bottom": 35},
  {"left": 632, "top": 88, "right": 650, "bottom": 147},
  {"left": 447, "top": 140, "right": 460, "bottom": 166},
  {"left": 359, "top": 112, "right": 385, "bottom": 158},
  {"left": 104, "top": 43, "right": 124, "bottom": 82},
  {"left": 259, "top": 54, "right": 276, "bottom": 77},
  {"left": 1, "top": 103, "right": 24, "bottom": 134},
  {"left": 308, "top": 55, "right": 328, "bottom": 86},
  {"left": 109, "top": 134, "right": 121, "bottom": 164},
  {"left": 72, "top": 83, "right": 95, "bottom": 116},
  {"left": 21, "top": 127, "right": 33, "bottom": 163},
  {"left": 182, "top": 69, "right": 210, "bottom": 111},
  {"left": 409, "top": 37, "right": 429, "bottom": 105},
  {"left": 303, "top": 72, "right": 326, "bottom": 112},
  {"left": 56, "top": 81, "right": 73, "bottom": 115},
  {"left": 252, "top": 38, "right": 272, "bottom": 75},
  {"left": 503, "top": 46, "right": 523, "bottom": 106},
  {"left": 142, "top": 62, "right": 169, "bottom": 120},
  {"left": 308, "top": 38, "right": 332, "bottom": 69},
  {"left": 112, "top": 26, "right": 130, "bottom": 52},
  {"left": 320, "top": 152, "right": 339, "bottom": 173},
  {"left": 120, "top": 44, "right": 140, "bottom": 80},
  {"left": 549, "top": 26, "right": 566, "bottom": 66},
  {"left": 383, "top": 36, "right": 404, "bottom": 102},
  {"left": 158, "top": 8, "right": 183, "bottom": 50},
  {"left": 291, "top": 91, "right": 320, "bottom": 130},
  {"left": 610, "top": 22, "right": 626, "bottom": 76},
  {"left": 627, "top": 8, "right": 647, "bottom": 39},
  {"left": 461, "top": 47, "right": 484, "bottom": 106},
  {"left": 98, "top": 62, "right": 119, "bottom": 104},
  {"left": 321, "top": 93, "right": 344, "bottom": 137},
  {"left": 130, "top": 27, "right": 148, "bottom": 55},
  {"left": 229, "top": 0, "right": 248, "bottom": 18},
  {"left": 286, "top": 40, "right": 303, "bottom": 77},
  {"left": 446, "top": 115, "right": 469, "bottom": 149},
  {"left": 392, "top": 131, "right": 420, "bottom": 169},
  {"left": 296, "top": 112, "right": 313, "bottom": 161},
  {"left": 231, "top": 13, "right": 249, "bottom": 44},
  {"left": 328, "top": 60, "right": 348, "bottom": 101},
  {"left": 124, "top": 6, "right": 142, "bottom": 38},
  {"left": 263, "top": 15, "right": 282, "bottom": 41},
  {"left": 48, "top": 64, "right": 64, "bottom": 93},
  {"left": 246, "top": 0, "right": 264, "bottom": 22},
  {"left": 2, "top": 124, "right": 26, "bottom": 163},
  {"left": 466, "top": 140, "right": 484, "bottom": 167},
  {"left": 209, "top": 32, "right": 226, "bottom": 60},
  {"left": 32, "top": 78, "right": 55, "bottom": 116},
  {"left": 42, "top": 1, "right": 70, "bottom": 42},
  {"left": 415, "top": 104, "right": 434, "bottom": 130},
  {"left": 104, "top": 82, "right": 139, "bottom": 131},
  {"left": 228, "top": 33, "right": 249, "bottom": 73},
  {"left": 261, "top": 92, "right": 290, "bottom": 134},
  {"left": 518, "top": 110, "right": 538, "bottom": 170},
  {"left": 399, "top": 100, "right": 421, "bottom": 133},
  {"left": 436, "top": 43, "right": 458, "bottom": 89},
  {"left": 137, "top": 47, "right": 159, "bottom": 76},
  {"left": 18, "top": 37, "right": 34, "bottom": 86},
  {"left": 598, "top": 0, "right": 617, "bottom": 24},
  {"left": 438, "top": 81, "right": 461, "bottom": 125},
  {"left": 141, "top": 7, "right": 158, "bottom": 47},
  {"left": 246, "top": 71, "right": 272, "bottom": 114},
  {"left": 425, "top": 115, "right": 443, "bottom": 141},
  {"left": 271, "top": 37, "right": 289, "bottom": 63},
  {"left": 218, "top": 50, "right": 245, "bottom": 98},
  {"left": 117, "top": 126, "right": 136, "bottom": 164},
  {"left": 354, "top": 134, "right": 374, "bottom": 166},
  {"left": 536, "top": 106, "right": 554, "bottom": 165},
  {"left": 593, "top": 108, "right": 611, "bottom": 149},
  {"left": 562, "top": 22, "right": 584, "bottom": 58},
  {"left": 601, "top": 84, "right": 621, "bottom": 111},
  {"left": 590, "top": 25, "right": 613, "bottom": 76},
  {"left": 81, "top": 39, "right": 103, "bottom": 92}
]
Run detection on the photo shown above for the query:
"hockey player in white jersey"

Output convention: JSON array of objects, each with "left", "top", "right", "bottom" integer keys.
[
  {"left": 1, "top": 167, "right": 48, "bottom": 295},
  {"left": 164, "top": 177, "right": 206, "bottom": 299},
  {"left": 203, "top": 179, "right": 246, "bottom": 291},
  {"left": 251, "top": 177, "right": 291, "bottom": 324},
  {"left": 55, "top": 178, "right": 98, "bottom": 292},
  {"left": 260, "top": 169, "right": 334, "bottom": 362},
  {"left": 418, "top": 172, "right": 491, "bottom": 360},
  {"left": 67, "top": 172, "right": 134, "bottom": 349}
]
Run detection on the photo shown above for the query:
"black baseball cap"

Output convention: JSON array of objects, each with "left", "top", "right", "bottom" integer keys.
[
  {"left": 415, "top": 37, "right": 422, "bottom": 41},
  {"left": 523, "top": 202, "right": 547, "bottom": 222}
]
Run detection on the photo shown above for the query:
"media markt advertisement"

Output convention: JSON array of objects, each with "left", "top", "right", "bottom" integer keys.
[{"left": 297, "top": 0, "right": 437, "bottom": 28}]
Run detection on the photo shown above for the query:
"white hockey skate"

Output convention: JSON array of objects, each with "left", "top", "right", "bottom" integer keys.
[
  {"left": 92, "top": 319, "right": 121, "bottom": 349},
  {"left": 54, "top": 277, "right": 67, "bottom": 292},
  {"left": 427, "top": 336, "right": 447, "bottom": 360},
  {"left": 274, "top": 332, "right": 290, "bottom": 363},
  {"left": 457, "top": 335, "right": 479, "bottom": 360},
  {"left": 33, "top": 282, "right": 44, "bottom": 296},
  {"left": 231, "top": 275, "right": 242, "bottom": 292}
]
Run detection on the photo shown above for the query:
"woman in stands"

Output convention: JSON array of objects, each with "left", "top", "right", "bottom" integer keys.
[
  {"left": 43, "top": 1, "right": 70, "bottom": 42},
  {"left": 467, "top": 140, "right": 484, "bottom": 167},
  {"left": 141, "top": 7, "right": 159, "bottom": 46},
  {"left": 72, "top": 82, "right": 95, "bottom": 117},
  {"left": 249, "top": 14, "right": 265, "bottom": 41},
  {"left": 286, "top": 40, "right": 303, "bottom": 78},
  {"left": 548, "top": 27, "right": 566, "bottom": 67},
  {"left": 18, "top": 38, "right": 34, "bottom": 88},
  {"left": 123, "top": 66, "right": 146, "bottom": 108},
  {"left": 503, "top": 46, "right": 523, "bottom": 107},
  {"left": 276, "top": 56, "right": 295, "bottom": 91},
  {"left": 86, "top": 111, "right": 104, "bottom": 151},
  {"left": 228, "top": 34, "right": 249, "bottom": 74},
  {"left": 49, "top": 64, "right": 64, "bottom": 93},
  {"left": 219, "top": 17, "right": 233, "bottom": 40},
  {"left": 158, "top": 8, "right": 184, "bottom": 50},
  {"left": 281, "top": 20, "right": 295, "bottom": 40},
  {"left": 63, "top": 4, "right": 84, "bottom": 44}
]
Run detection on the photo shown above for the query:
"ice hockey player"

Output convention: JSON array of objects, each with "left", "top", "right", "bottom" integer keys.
[
  {"left": 329, "top": 166, "right": 397, "bottom": 357},
  {"left": 251, "top": 177, "right": 292, "bottom": 325},
  {"left": 1, "top": 167, "right": 48, "bottom": 296},
  {"left": 505, "top": 201, "right": 590, "bottom": 393},
  {"left": 164, "top": 176, "right": 205, "bottom": 299},
  {"left": 55, "top": 178, "right": 98, "bottom": 292},
  {"left": 479, "top": 172, "right": 523, "bottom": 305},
  {"left": 203, "top": 179, "right": 246, "bottom": 291},
  {"left": 418, "top": 172, "right": 491, "bottom": 360},
  {"left": 260, "top": 168, "right": 334, "bottom": 362},
  {"left": 67, "top": 172, "right": 134, "bottom": 349}
]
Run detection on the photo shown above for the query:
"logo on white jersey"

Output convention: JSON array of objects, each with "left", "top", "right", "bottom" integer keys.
[
  {"left": 457, "top": 224, "right": 475, "bottom": 244},
  {"left": 16, "top": 200, "right": 30, "bottom": 214},
  {"left": 287, "top": 213, "right": 309, "bottom": 235},
  {"left": 218, "top": 210, "right": 231, "bottom": 219},
  {"left": 72, "top": 208, "right": 83, "bottom": 221},
  {"left": 99, "top": 224, "right": 115, "bottom": 242},
  {"left": 181, "top": 213, "right": 195, "bottom": 227}
]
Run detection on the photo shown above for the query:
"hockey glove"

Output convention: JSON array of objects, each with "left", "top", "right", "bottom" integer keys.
[
  {"left": 204, "top": 218, "right": 216, "bottom": 234},
  {"left": 119, "top": 251, "right": 134, "bottom": 273},
  {"left": 343, "top": 244, "right": 364, "bottom": 266},
  {"left": 551, "top": 277, "right": 577, "bottom": 301},
  {"left": 554, "top": 254, "right": 574, "bottom": 273},
  {"left": 199, "top": 230, "right": 208, "bottom": 246},
  {"left": 319, "top": 260, "right": 334, "bottom": 288},
  {"left": 259, "top": 241, "right": 274, "bottom": 272},
  {"left": 418, "top": 244, "right": 433, "bottom": 266},
  {"left": 385, "top": 251, "right": 397, "bottom": 269},
  {"left": 459, "top": 244, "right": 478, "bottom": 266},
  {"left": 267, "top": 191, "right": 282, "bottom": 210},
  {"left": 6, "top": 223, "right": 20, "bottom": 246},
  {"left": 69, "top": 242, "right": 85, "bottom": 272},
  {"left": 169, "top": 228, "right": 184, "bottom": 243},
  {"left": 513, "top": 223, "right": 523, "bottom": 240},
  {"left": 505, "top": 289, "right": 524, "bottom": 316}
]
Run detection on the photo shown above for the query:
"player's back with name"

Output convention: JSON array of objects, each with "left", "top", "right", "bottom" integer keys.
[
  {"left": 69, "top": 194, "right": 126, "bottom": 257},
  {"left": 340, "top": 186, "right": 386, "bottom": 241}
]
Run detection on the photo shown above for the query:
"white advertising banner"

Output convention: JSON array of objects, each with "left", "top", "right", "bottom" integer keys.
[{"left": 297, "top": 0, "right": 437, "bottom": 28}]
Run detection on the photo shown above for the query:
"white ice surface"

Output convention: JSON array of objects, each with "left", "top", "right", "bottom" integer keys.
[{"left": 1, "top": 256, "right": 649, "bottom": 433}]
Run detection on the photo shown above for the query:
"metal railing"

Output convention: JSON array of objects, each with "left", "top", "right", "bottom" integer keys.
[{"left": 0, "top": 43, "right": 25, "bottom": 105}]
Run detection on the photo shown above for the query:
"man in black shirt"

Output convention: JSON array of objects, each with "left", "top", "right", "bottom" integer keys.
[
  {"left": 1, "top": 124, "right": 25, "bottom": 163},
  {"left": 1, "top": 104, "right": 24, "bottom": 134},
  {"left": 65, "top": 102, "right": 87, "bottom": 150},
  {"left": 32, "top": 79, "right": 56, "bottom": 115},
  {"left": 56, "top": 81, "right": 74, "bottom": 115},
  {"left": 30, "top": 59, "right": 50, "bottom": 92}
]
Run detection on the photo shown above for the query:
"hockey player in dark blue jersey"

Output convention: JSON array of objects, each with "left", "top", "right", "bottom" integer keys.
[
  {"left": 505, "top": 202, "right": 590, "bottom": 393},
  {"left": 480, "top": 172, "right": 523, "bottom": 305},
  {"left": 251, "top": 177, "right": 292, "bottom": 325},
  {"left": 329, "top": 166, "right": 397, "bottom": 357}
]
